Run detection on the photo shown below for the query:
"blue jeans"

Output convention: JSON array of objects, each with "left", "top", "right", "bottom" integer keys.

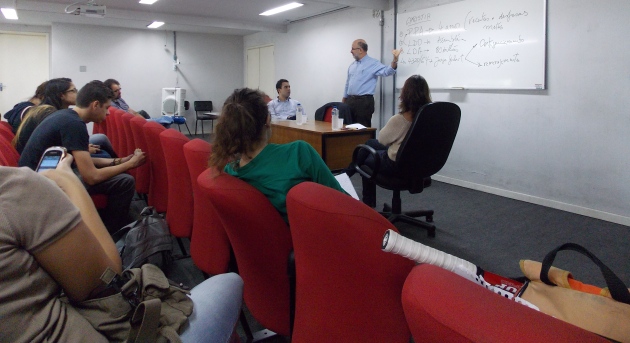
[
  {"left": 89, "top": 134, "right": 117, "bottom": 158},
  {"left": 180, "top": 273, "right": 243, "bottom": 343}
]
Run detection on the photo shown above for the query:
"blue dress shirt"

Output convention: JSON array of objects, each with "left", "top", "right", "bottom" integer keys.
[
  {"left": 267, "top": 97, "right": 305, "bottom": 120},
  {"left": 343, "top": 55, "right": 396, "bottom": 98}
]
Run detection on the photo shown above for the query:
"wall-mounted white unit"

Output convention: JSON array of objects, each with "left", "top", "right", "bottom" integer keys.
[{"left": 161, "top": 88, "right": 186, "bottom": 116}]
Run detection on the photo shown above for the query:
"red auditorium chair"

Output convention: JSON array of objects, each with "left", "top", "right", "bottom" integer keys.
[
  {"left": 142, "top": 121, "right": 168, "bottom": 213},
  {"left": 159, "top": 129, "right": 192, "bottom": 255},
  {"left": 198, "top": 171, "right": 293, "bottom": 338},
  {"left": 286, "top": 182, "right": 414, "bottom": 343},
  {"left": 129, "top": 116, "right": 150, "bottom": 198},
  {"left": 105, "top": 107, "right": 121, "bottom": 156},
  {"left": 0, "top": 150, "right": 9, "bottom": 166},
  {"left": 402, "top": 264, "right": 609, "bottom": 343},
  {"left": 120, "top": 113, "right": 136, "bottom": 177},
  {"left": 92, "top": 115, "right": 108, "bottom": 135},
  {"left": 0, "top": 120, "right": 12, "bottom": 132},
  {"left": 114, "top": 109, "right": 130, "bottom": 157},
  {"left": 107, "top": 107, "right": 124, "bottom": 156},
  {"left": 0, "top": 135, "right": 20, "bottom": 167},
  {"left": 183, "top": 139, "right": 231, "bottom": 275},
  {"left": 0, "top": 121, "right": 15, "bottom": 142}
]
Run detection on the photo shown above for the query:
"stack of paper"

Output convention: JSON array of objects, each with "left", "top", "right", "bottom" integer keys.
[
  {"left": 335, "top": 173, "right": 359, "bottom": 200},
  {"left": 345, "top": 123, "right": 367, "bottom": 130}
]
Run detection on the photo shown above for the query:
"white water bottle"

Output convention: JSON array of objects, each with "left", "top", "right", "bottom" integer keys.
[
  {"left": 296, "top": 103, "right": 304, "bottom": 125},
  {"left": 331, "top": 106, "right": 340, "bottom": 130}
]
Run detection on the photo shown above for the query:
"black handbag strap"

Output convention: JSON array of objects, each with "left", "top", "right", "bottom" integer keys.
[{"left": 540, "top": 242, "right": 630, "bottom": 304}]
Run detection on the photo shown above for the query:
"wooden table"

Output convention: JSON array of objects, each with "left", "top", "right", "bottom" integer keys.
[{"left": 269, "top": 120, "right": 376, "bottom": 170}]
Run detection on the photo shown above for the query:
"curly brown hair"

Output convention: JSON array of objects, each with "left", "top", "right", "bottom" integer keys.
[
  {"left": 399, "top": 75, "right": 432, "bottom": 116},
  {"left": 208, "top": 88, "right": 269, "bottom": 170}
]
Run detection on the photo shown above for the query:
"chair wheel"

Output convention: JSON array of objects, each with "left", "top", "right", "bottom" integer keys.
[{"left": 426, "top": 215, "right": 433, "bottom": 223}]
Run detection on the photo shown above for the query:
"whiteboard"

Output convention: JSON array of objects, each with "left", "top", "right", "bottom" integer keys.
[{"left": 396, "top": 0, "right": 546, "bottom": 90}]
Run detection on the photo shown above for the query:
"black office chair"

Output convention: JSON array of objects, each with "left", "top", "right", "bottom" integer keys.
[
  {"left": 352, "top": 102, "right": 461, "bottom": 237},
  {"left": 193, "top": 101, "right": 219, "bottom": 136},
  {"left": 314, "top": 102, "right": 353, "bottom": 124}
]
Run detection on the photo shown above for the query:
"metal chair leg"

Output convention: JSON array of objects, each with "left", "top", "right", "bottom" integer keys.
[{"left": 183, "top": 121, "right": 192, "bottom": 136}]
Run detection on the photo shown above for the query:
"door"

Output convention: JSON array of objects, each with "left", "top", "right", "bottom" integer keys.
[
  {"left": 0, "top": 32, "right": 49, "bottom": 117},
  {"left": 246, "top": 45, "right": 275, "bottom": 97},
  {"left": 246, "top": 47, "right": 260, "bottom": 90},
  {"left": 258, "top": 45, "right": 275, "bottom": 97}
]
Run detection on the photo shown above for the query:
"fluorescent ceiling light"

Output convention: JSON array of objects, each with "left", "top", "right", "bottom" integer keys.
[
  {"left": 1, "top": 8, "right": 18, "bottom": 20},
  {"left": 147, "top": 21, "right": 164, "bottom": 29},
  {"left": 139, "top": 0, "right": 158, "bottom": 4},
  {"left": 260, "top": 2, "right": 303, "bottom": 16}
]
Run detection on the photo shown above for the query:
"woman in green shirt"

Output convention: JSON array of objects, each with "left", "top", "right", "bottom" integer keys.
[{"left": 209, "top": 88, "right": 346, "bottom": 221}]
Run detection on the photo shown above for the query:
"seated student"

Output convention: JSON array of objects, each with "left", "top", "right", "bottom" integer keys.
[
  {"left": 209, "top": 88, "right": 346, "bottom": 222},
  {"left": 18, "top": 80, "right": 146, "bottom": 232},
  {"left": 2, "top": 80, "right": 48, "bottom": 133},
  {"left": 0, "top": 158, "right": 244, "bottom": 343},
  {"left": 105, "top": 78, "right": 174, "bottom": 127},
  {"left": 12, "top": 104, "right": 57, "bottom": 153},
  {"left": 349, "top": 74, "right": 432, "bottom": 207},
  {"left": 267, "top": 79, "right": 306, "bottom": 121},
  {"left": 104, "top": 78, "right": 149, "bottom": 118},
  {"left": 37, "top": 77, "right": 117, "bottom": 157}
]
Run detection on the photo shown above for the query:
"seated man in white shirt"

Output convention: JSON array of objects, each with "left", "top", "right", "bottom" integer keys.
[{"left": 267, "top": 79, "right": 306, "bottom": 121}]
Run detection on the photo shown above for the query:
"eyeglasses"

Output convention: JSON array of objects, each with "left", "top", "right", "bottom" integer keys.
[
  {"left": 112, "top": 88, "right": 121, "bottom": 93},
  {"left": 64, "top": 88, "right": 78, "bottom": 93},
  {"left": 351, "top": 48, "right": 361, "bottom": 51}
]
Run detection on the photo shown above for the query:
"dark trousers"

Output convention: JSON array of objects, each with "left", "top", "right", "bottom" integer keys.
[
  {"left": 358, "top": 139, "right": 398, "bottom": 207},
  {"left": 84, "top": 173, "right": 136, "bottom": 232},
  {"left": 346, "top": 95, "right": 374, "bottom": 128}
]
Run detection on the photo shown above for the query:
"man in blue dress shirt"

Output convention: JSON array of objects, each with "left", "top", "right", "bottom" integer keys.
[
  {"left": 267, "top": 79, "right": 305, "bottom": 121},
  {"left": 342, "top": 39, "right": 401, "bottom": 127}
]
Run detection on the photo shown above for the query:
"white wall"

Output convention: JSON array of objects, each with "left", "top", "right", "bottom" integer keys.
[
  {"left": 51, "top": 23, "right": 243, "bottom": 132},
  {"left": 247, "top": 2, "right": 630, "bottom": 225}
]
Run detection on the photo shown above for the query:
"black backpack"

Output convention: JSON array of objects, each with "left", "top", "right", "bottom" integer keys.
[{"left": 113, "top": 207, "right": 173, "bottom": 270}]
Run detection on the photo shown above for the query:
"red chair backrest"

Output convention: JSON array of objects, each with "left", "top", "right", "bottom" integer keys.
[
  {"left": 106, "top": 108, "right": 121, "bottom": 156},
  {"left": 323, "top": 107, "right": 333, "bottom": 122},
  {"left": 143, "top": 121, "right": 168, "bottom": 212},
  {"left": 198, "top": 171, "right": 293, "bottom": 336},
  {"left": 402, "top": 264, "right": 609, "bottom": 343},
  {"left": 184, "top": 139, "right": 230, "bottom": 275},
  {"left": 0, "top": 122, "right": 15, "bottom": 141},
  {"left": 159, "top": 129, "right": 192, "bottom": 238},
  {"left": 121, "top": 113, "right": 136, "bottom": 153},
  {"left": 120, "top": 113, "right": 136, "bottom": 177},
  {"left": 287, "top": 182, "right": 414, "bottom": 342},
  {"left": 114, "top": 109, "right": 130, "bottom": 157},
  {"left": 93, "top": 116, "right": 108, "bottom": 135},
  {"left": 0, "top": 121, "right": 12, "bottom": 133},
  {"left": 130, "top": 116, "right": 150, "bottom": 194},
  {"left": 0, "top": 149, "right": 9, "bottom": 166},
  {"left": 0, "top": 135, "right": 20, "bottom": 167}
]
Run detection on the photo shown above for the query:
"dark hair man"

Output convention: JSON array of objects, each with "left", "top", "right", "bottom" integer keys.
[
  {"left": 19, "top": 80, "right": 146, "bottom": 232},
  {"left": 104, "top": 78, "right": 150, "bottom": 119},
  {"left": 267, "top": 79, "right": 306, "bottom": 121}
]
